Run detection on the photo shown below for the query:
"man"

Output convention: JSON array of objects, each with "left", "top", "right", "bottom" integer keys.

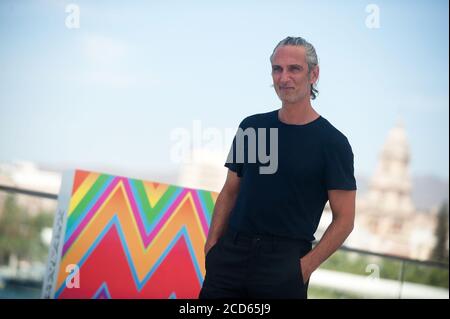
[{"left": 199, "top": 36, "right": 357, "bottom": 299}]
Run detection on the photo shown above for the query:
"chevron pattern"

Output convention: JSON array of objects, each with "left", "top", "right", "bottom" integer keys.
[{"left": 54, "top": 170, "right": 218, "bottom": 299}]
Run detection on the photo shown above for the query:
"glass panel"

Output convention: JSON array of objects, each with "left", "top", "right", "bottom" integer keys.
[
  {"left": 0, "top": 191, "right": 56, "bottom": 299},
  {"left": 309, "top": 250, "right": 448, "bottom": 299},
  {"left": 0, "top": 188, "right": 448, "bottom": 299}
]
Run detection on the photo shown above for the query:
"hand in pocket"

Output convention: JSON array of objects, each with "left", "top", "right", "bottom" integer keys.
[{"left": 299, "top": 258, "right": 310, "bottom": 284}]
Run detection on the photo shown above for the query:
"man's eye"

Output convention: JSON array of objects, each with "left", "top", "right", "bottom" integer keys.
[{"left": 272, "top": 67, "right": 281, "bottom": 72}]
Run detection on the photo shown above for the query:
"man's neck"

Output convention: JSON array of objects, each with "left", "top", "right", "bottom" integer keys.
[{"left": 279, "top": 100, "right": 320, "bottom": 125}]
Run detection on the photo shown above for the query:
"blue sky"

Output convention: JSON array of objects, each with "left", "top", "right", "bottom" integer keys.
[{"left": 0, "top": 0, "right": 448, "bottom": 180}]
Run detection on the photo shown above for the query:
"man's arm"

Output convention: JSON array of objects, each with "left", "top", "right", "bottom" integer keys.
[
  {"left": 300, "top": 189, "right": 356, "bottom": 282},
  {"left": 204, "top": 169, "right": 241, "bottom": 256}
]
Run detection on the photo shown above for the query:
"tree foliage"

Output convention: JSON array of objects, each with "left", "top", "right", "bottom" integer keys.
[
  {"left": 0, "top": 195, "right": 54, "bottom": 265},
  {"left": 431, "top": 201, "right": 449, "bottom": 263}
]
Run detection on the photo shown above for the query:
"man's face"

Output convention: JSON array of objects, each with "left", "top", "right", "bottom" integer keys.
[{"left": 271, "top": 45, "right": 318, "bottom": 104}]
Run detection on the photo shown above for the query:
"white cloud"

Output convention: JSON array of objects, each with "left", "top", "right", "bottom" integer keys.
[
  {"left": 82, "top": 34, "right": 129, "bottom": 66},
  {"left": 388, "top": 95, "right": 449, "bottom": 115},
  {"left": 75, "top": 33, "right": 160, "bottom": 89},
  {"left": 85, "top": 70, "right": 137, "bottom": 89}
]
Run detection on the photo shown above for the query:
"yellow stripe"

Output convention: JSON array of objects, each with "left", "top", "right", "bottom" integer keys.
[{"left": 68, "top": 172, "right": 101, "bottom": 216}]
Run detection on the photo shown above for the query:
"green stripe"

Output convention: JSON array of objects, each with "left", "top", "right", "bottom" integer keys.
[
  {"left": 132, "top": 182, "right": 180, "bottom": 225},
  {"left": 67, "top": 174, "right": 111, "bottom": 230},
  {"left": 133, "top": 180, "right": 153, "bottom": 223},
  {"left": 199, "top": 190, "right": 215, "bottom": 219}
]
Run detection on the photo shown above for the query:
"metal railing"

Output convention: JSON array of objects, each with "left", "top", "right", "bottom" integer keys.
[{"left": 0, "top": 184, "right": 58, "bottom": 200}]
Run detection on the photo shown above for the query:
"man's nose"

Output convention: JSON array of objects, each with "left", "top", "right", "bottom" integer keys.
[{"left": 279, "top": 71, "right": 291, "bottom": 83}]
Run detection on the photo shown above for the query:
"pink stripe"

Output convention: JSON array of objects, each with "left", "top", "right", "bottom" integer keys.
[
  {"left": 143, "top": 189, "right": 189, "bottom": 245},
  {"left": 191, "top": 190, "right": 210, "bottom": 235},
  {"left": 124, "top": 181, "right": 191, "bottom": 247},
  {"left": 63, "top": 177, "right": 120, "bottom": 255},
  {"left": 123, "top": 179, "right": 147, "bottom": 239}
]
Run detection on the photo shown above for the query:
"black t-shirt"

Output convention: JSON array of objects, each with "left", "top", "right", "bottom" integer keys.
[{"left": 225, "top": 109, "right": 357, "bottom": 243}]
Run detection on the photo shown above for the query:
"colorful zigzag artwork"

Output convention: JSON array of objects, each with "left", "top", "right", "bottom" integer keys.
[{"left": 42, "top": 170, "right": 217, "bottom": 299}]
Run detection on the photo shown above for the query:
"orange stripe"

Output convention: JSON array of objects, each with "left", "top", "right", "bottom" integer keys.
[{"left": 72, "top": 170, "right": 91, "bottom": 196}]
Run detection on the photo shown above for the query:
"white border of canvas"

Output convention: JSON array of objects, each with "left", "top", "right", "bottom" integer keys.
[{"left": 41, "top": 170, "right": 74, "bottom": 299}]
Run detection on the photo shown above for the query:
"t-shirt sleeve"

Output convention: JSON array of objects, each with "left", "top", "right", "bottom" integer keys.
[
  {"left": 324, "top": 135, "right": 357, "bottom": 190},
  {"left": 224, "top": 120, "right": 246, "bottom": 177}
]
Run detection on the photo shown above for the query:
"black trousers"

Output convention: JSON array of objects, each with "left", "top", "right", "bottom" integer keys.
[{"left": 199, "top": 229, "right": 312, "bottom": 299}]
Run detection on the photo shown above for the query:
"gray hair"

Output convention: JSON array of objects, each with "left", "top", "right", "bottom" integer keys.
[{"left": 270, "top": 36, "right": 319, "bottom": 100}]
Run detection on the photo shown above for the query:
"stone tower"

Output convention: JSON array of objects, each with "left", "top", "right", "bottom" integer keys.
[{"left": 365, "top": 120, "right": 415, "bottom": 215}]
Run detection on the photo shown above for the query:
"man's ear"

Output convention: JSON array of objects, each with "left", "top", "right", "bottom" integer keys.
[{"left": 310, "top": 65, "right": 320, "bottom": 84}]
